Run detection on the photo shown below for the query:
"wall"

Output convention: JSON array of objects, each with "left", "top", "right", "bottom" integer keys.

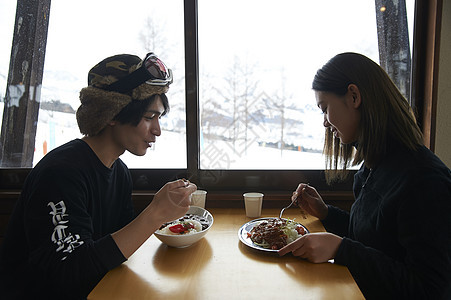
[{"left": 435, "top": 0, "right": 451, "bottom": 167}]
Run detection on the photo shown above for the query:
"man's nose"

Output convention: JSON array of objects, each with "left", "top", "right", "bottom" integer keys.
[{"left": 151, "top": 119, "right": 161, "bottom": 136}]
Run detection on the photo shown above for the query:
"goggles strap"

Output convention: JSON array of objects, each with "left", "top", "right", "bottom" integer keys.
[{"left": 105, "top": 67, "right": 150, "bottom": 94}]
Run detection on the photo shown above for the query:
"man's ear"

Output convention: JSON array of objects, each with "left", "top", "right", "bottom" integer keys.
[{"left": 348, "top": 84, "right": 362, "bottom": 108}]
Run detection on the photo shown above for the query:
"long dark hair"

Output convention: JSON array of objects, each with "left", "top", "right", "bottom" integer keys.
[{"left": 312, "top": 52, "right": 423, "bottom": 183}]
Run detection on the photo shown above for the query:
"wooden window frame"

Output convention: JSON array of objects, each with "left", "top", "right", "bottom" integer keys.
[{"left": 0, "top": 0, "right": 443, "bottom": 209}]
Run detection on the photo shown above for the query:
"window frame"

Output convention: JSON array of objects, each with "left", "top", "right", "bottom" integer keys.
[{"left": 0, "top": 0, "right": 442, "bottom": 201}]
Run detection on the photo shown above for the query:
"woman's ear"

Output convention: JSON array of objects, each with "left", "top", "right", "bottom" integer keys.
[{"left": 348, "top": 84, "right": 362, "bottom": 108}]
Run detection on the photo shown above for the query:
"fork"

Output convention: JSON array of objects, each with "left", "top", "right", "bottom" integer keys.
[
  {"left": 279, "top": 185, "right": 309, "bottom": 219},
  {"left": 279, "top": 199, "right": 297, "bottom": 219}
]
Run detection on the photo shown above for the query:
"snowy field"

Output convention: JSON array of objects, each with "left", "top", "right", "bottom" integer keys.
[{"left": 1, "top": 102, "right": 326, "bottom": 169}]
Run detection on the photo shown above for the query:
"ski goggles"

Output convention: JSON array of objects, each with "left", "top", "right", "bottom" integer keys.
[{"left": 106, "top": 52, "right": 173, "bottom": 93}]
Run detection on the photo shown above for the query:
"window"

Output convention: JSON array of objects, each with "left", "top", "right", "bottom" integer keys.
[
  {"left": 0, "top": 0, "right": 417, "bottom": 193},
  {"left": 1, "top": 0, "right": 186, "bottom": 169},
  {"left": 198, "top": 0, "right": 414, "bottom": 170},
  {"left": 0, "top": 1, "right": 15, "bottom": 131}
]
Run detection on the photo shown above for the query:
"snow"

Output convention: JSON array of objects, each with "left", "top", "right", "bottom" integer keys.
[{"left": 0, "top": 102, "right": 326, "bottom": 169}]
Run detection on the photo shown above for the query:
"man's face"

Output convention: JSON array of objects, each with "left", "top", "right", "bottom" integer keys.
[{"left": 112, "top": 95, "right": 165, "bottom": 156}]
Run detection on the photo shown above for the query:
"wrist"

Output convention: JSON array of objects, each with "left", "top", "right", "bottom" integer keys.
[
  {"left": 319, "top": 205, "right": 329, "bottom": 220},
  {"left": 140, "top": 204, "right": 166, "bottom": 229}
]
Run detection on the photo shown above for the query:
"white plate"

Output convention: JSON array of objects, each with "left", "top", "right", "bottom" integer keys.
[{"left": 238, "top": 217, "right": 309, "bottom": 253}]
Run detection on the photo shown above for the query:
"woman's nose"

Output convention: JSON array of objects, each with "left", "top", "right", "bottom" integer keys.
[{"left": 323, "top": 116, "right": 331, "bottom": 128}]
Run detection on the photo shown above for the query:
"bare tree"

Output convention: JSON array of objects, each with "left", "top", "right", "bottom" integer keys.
[
  {"left": 139, "top": 17, "right": 170, "bottom": 57},
  {"left": 139, "top": 16, "right": 185, "bottom": 128},
  {"left": 212, "top": 56, "right": 259, "bottom": 152},
  {"left": 269, "top": 68, "right": 291, "bottom": 156}
]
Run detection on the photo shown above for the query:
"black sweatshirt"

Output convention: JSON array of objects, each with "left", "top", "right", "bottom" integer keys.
[
  {"left": 0, "top": 139, "right": 135, "bottom": 299},
  {"left": 323, "top": 145, "right": 451, "bottom": 299}
]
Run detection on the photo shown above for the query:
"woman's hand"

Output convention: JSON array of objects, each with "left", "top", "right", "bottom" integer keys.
[
  {"left": 292, "top": 183, "right": 328, "bottom": 220},
  {"left": 278, "top": 232, "right": 342, "bottom": 263}
]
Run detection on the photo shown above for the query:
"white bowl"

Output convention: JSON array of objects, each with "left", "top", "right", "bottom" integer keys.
[{"left": 154, "top": 206, "right": 214, "bottom": 248}]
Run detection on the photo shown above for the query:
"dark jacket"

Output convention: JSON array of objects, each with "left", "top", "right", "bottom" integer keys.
[
  {"left": 0, "top": 139, "right": 135, "bottom": 299},
  {"left": 323, "top": 145, "right": 451, "bottom": 299}
]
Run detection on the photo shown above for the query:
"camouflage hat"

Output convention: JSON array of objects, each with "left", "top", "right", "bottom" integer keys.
[{"left": 76, "top": 54, "right": 170, "bottom": 136}]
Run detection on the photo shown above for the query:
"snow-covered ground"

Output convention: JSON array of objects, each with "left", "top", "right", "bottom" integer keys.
[{"left": 1, "top": 102, "right": 326, "bottom": 169}]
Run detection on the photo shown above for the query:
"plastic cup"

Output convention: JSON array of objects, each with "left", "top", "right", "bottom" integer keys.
[
  {"left": 191, "top": 190, "right": 207, "bottom": 208},
  {"left": 243, "top": 192, "right": 264, "bottom": 217}
]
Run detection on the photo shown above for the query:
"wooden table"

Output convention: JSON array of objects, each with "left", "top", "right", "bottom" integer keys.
[{"left": 88, "top": 208, "right": 364, "bottom": 300}]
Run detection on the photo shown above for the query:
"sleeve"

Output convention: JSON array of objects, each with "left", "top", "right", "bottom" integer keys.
[
  {"left": 118, "top": 193, "right": 135, "bottom": 227},
  {"left": 334, "top": 175, "right": 451, "bottom": 299},
  {"left": 24, "top": 169, "right": 127, "bottom": 298},
  {"left": 117, "top": 165, "right": 135, "bottom": 226},
  {"left": 321, "top": 205, "right": 350, "bottom": 237}
]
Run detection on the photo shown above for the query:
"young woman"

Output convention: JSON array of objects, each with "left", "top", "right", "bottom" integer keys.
[
  {"left": 279, "top": 52, "right": 451, "bottom": 299},
  {"left": 0, "top": 53, "right": 197, "bottom": 299}
]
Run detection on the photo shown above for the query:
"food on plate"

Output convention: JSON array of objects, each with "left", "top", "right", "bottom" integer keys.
[
  {"left": 157, "top": 213, "right": 210, "bottom": 235},
  {"left": 247, "top": 218, "right": 307, "bottom": 250},
  {"left": 157, "top": 219, "right": 202, "bottom": 235}
]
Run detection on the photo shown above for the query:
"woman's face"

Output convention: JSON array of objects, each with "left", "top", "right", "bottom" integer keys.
[
  {"left": 315, "top": 87, "right": 361, "bottom": 144},
  {"left": 112, "top": 95, "right": 165, "bottom": 156}
]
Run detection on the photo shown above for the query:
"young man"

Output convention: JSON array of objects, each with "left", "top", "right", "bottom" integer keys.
[{"left": 0, "top": 53, "right": 197, "bottom": 299}]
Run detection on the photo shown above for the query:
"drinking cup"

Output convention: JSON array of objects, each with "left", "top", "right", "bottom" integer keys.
[
  {"left": 191, "top": 190, "right": 207, "bottom": 208},
  {"left": 243, "top": 192, "right": 264, "bottom": 217}
]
